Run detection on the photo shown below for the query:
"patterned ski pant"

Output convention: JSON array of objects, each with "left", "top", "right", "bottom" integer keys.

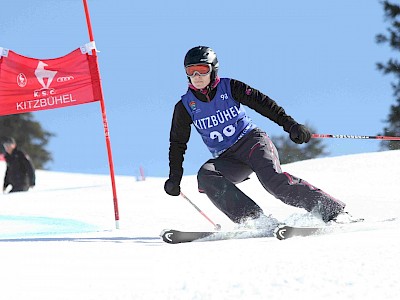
[{"left": 197, "top": 128, "right": 345, "bottom": 223}]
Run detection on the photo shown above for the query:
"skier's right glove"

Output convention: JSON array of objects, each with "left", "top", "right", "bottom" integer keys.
[{"left": 164, "top": 179, "right": 181, "bottom": 196}]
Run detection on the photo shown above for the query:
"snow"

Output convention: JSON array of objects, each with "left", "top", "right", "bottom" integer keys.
[{"left": 0, "top": 151, "right": 399, "bottom": 300}]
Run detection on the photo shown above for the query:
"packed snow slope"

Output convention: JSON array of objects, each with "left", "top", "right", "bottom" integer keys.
[{"left": 0, "top": 151, "right": 399, "bottom": 300}]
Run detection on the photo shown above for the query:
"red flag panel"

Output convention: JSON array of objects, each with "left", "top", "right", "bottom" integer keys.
[{"left": 0, "top": 48, "right": 101, "bottom": 116}]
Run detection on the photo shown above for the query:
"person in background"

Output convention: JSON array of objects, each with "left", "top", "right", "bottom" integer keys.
[
  {"left": 164, "top": 46, "right": 351, "bottom": 228},
  {"left": 2, "top": 137, "right": 35, "bottom": 193}
]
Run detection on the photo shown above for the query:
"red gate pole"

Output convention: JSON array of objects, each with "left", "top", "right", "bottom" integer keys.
[{"left": 83, "top": 0, "right": 120, "bottom": 229}]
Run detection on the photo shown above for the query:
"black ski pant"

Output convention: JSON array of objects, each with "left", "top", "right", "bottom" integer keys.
[
  {"left": 8, "top": 182, "right": 30, "bottom": 193},
  {"left": 197, "top": 128, "right": 345, "bottom": 223}
]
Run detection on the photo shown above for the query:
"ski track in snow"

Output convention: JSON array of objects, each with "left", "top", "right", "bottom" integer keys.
[{"left": 0, "top": 151, "right": 399, "bottom": 299}]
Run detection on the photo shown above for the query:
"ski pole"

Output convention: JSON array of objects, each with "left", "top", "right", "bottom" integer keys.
[
  {"left": 312, "top": 134, "right": 400, "bottom": 141},
  {"left": 180, "top": 192, "right": 222, "bottom": 230}
]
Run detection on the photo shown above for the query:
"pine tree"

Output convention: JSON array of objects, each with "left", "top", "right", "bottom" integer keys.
[
  {"left": 272, "top": 125, "right": 329, "bottom": 164},
  {"left": 0, "top": 113, "right": 54, "bottom": 169},
  {"left": 376, "top": 1, "right": 400, "bottom": 150}
]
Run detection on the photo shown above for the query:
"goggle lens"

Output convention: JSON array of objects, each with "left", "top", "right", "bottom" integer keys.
[{"left": 185, "top": 64, "right": 211, "bottom": 77}]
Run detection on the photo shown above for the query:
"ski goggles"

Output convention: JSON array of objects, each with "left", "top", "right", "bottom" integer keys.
[{"left": 185, "top": 64, "right": 212, "bottom": 77}]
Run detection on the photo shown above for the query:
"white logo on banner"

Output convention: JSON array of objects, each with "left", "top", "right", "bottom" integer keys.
[
  {"left": 17, "top": 73, "right": 27, "bottom": 87},
  {"left": 34, "top": 61, "right": 57, "bottom": 89}
]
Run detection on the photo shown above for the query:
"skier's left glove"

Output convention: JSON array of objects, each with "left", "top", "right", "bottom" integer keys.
[
  {"left": 289, "top": 123, "right": 311, "bottom": 144},
  {"left": 164, "top": 179, "right": 181, "bottom": 196}
]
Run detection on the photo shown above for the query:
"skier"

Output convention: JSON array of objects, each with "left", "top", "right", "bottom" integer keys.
[
  {"left": 164, "top": 46, "right": 346, "bottom": 227},
  {"left": 2, "top": 137, "right": 35, "bottom": 193}
]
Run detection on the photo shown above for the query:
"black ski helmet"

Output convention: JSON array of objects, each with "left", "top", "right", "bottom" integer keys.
[
  {"left": 184, "top": 46, "right": 219, "bottom": 83},
  {"left": 2, "top": 136, "right": 16, "bottom": 145}
]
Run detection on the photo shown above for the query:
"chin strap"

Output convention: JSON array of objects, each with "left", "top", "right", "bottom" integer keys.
[{"left": 188, "top": 76, "right": 220, "bottom": 92}]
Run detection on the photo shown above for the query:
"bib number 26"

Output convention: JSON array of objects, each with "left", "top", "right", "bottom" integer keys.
[{"left": 210, "top": 125, "right": 235, "bottom": 142}]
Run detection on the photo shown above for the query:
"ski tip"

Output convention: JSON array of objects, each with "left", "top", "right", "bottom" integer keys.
[
  {"left": 160, "top": 229, "right": 171, "bottom": 236},
  {"left": 160, "top": 229, "right": 176, "bottom": 244},
  {"left": 273, "top": 224, "right": 288, "bottom": 240}
]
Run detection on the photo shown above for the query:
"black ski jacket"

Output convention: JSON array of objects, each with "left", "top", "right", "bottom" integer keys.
[
  {"left": 168, "top": 78, "right": 298, "bottom": 184},
  {"left": 3, "top": 147, "right": 36, "bottom": 191}
]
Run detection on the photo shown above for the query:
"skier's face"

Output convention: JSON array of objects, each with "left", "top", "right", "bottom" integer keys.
[
  {"left": 190, "top": 73, "right": 211, "bottom": 90},
  {"left": 3, "top": 143, "right": 15, "bottom": 154}
]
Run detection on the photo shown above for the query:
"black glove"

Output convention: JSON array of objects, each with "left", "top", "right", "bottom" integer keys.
[
  {"left": 164, "top": 179, "right": 181, "bottom": 196},
  {"left": 289, "top": 124, "right": 311, "bottom": 144}
]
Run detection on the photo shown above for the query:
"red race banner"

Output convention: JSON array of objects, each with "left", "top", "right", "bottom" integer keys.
[{"left": 0, "top": 48, "right": 101, "bottom": 116}]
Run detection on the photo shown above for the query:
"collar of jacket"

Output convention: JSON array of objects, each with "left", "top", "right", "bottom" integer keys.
[{"left": 188, "top": 76, "right": 220, "bottom": 95}]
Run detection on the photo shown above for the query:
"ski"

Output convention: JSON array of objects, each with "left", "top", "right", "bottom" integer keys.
[
  {"left": 274, "top": 225, "right": 322, "bottom": 240},
  {"left": 160, "top": 229, "right": 214, "bottom": 244},
  {"left": 160, "top": 228, "right": 275, "bottom": 244},
  {"left": 274, "top": 217, "right": 397, "bottom": 240}
]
